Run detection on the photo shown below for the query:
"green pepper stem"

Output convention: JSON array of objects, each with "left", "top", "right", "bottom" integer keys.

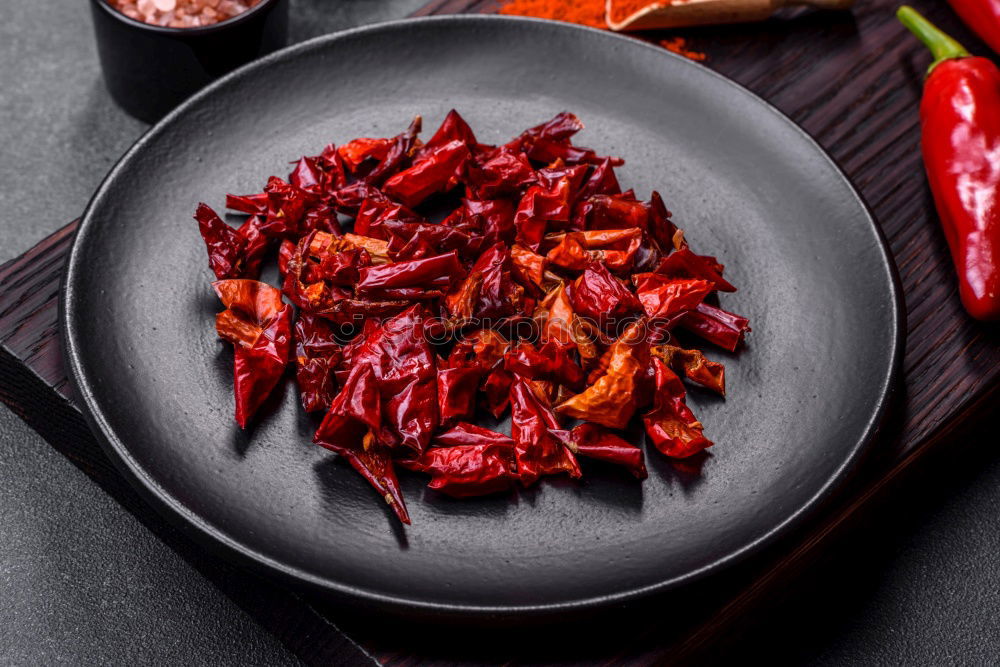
[{"left": 897, "top": 6, "right": 970, "bottom": 75}]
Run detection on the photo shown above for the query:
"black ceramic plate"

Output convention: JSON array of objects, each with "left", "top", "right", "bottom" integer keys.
[{"left": 64, "top": 16, "right": 902, "bottom": 618}]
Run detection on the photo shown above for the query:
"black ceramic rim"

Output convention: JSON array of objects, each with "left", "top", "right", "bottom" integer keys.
[
  {"left": 90, "top": 0, "right": 280, "bottom": 36},
  {"left": 63, "top": 15, "right": 905, "bottom": 618}
]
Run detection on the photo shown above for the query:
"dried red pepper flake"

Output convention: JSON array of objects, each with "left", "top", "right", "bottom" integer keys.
[
  {"left": 633, "top": 274, "right": 714, "bottom": 320},
  {"left": 401, "top": 423, "right": 516, "bottom": 498},
  {"left": 679, "top": 302, "right": 751, "bottom": 351},
  {"left": 643, "top": 358, "right": 713, "bottom": 459},
  {"left": 196, "top": 109, "right": 748, "bottom": 524},
  {"left": 552, "top": 422, "right": 647, "bottom": 479},
  {"left": 651, "top": 343, "right": 726, "bottom": 396},
  {"left": 510, "top": 375, "right": 582, "bottom": 486},
  {"left": 556, "top": 318, "right": 649, "bottom": 429},
  {"left": 655, "top": 247, "right": 736, "bottom": 293},
  {"left": 570, "top": 261, "right": 642, "bottom": 327}
]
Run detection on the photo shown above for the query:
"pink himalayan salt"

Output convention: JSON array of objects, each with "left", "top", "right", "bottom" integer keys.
[{"left": 106, "top": 0, "right": 261, "bottom": 27}]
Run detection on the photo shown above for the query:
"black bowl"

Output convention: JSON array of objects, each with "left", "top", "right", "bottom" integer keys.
[{"left": 89, "top": 0, "right": 288, "bottom": 122}]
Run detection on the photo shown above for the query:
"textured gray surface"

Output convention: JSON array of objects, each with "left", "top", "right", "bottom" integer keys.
[{"left": 0, "top": 0, "right": 997, "bottom": 663}]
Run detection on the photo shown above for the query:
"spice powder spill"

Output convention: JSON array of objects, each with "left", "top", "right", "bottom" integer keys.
[{"left": 498, "top": 0, "right": 707, "bottom": 61}]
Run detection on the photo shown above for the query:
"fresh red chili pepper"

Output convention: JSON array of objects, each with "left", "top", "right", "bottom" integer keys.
[
  {"left": 898, "top": 6, "right": 1000, "bottom": 320},
  {"left": 945, "top": 0, "right": 1000, "bottom": 55}
]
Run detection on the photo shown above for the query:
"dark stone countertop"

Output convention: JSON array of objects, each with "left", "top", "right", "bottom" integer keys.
[{"left": 1, "top": 0, "right": 997, "bottom": 663}]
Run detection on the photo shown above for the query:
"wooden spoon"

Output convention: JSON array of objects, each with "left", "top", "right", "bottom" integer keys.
[{"left": 606, "top": 0, "right": 855, "bottom": 31}]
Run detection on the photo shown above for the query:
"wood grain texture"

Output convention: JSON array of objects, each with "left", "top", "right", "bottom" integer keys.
[{"left": 1, "top": 0, "right": 999, "bottom": 663}]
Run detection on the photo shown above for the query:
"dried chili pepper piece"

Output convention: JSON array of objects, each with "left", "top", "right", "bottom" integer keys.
[
  {"left": 556, "top": 318, "right": 649, "bottom": 429},
  {"left": 437, "top": 366, "right": 481, "bottom": 426},
  {"left": 545, "top": 228, "right": 643, "bottom": 272},
  {"left": 509, "top": 375, "right": 581, "bottom": 486},
  {"left": 534, "top": 282, "right": 599, "bottom": 362},
  {"left": 453, "top": 198, "right": 517, "bottom": 246},
  {"left": 578, "top": 158, "right": 622, "bottom": 200},
  {"left": 383, "top": 139, "right": 470, "bottom": 207},
  {"left": 356, "top": 251, "right": 466, "bottom": 296},
  {"left": 643, "top": 358, "right": 712, "bottom": 459},
  {"left": 401, "top": 423, "right": 516, "bottom": 498},
  {"left": 419, "top": 109, "right": 488, "bottom": 157},
  {"left": 294, "top": 314, "right": 343, "bottom": 412},
  {"left": 514, "top": 177, "right": 572, "bottom": 251},
  {"left": 343, "top": 305, "right": 440, "bottom": 454},
  {"left": 651, "top": 343, "right": 726, "bottom": 396},
  {"left": 655, "top": 247, "right": 736, "bottom": 292},
  {"left": 483, "top": 367, "right": 514, "bottom": 419},
  {"left": 647, "top": 190, "right": 681, "bottom": 252},
  {"left": 472, "top": 242, "right": 524, "bottom": 320},
  {"left": 468, "top": 149, "right": 537, "bottom": 198},
  {"left": 401, "top": 443, "right": 515, "bottom": 498},
  {"left": 434, "top": 421, "right": 514, "bottom": 448},
  {"left": 353, "top": 194, "right": 422, "bottom": 239},
  {"left": 213, "top": 279, "right": 291, "bottom": 428},
  {"left": 315, "top": 363, "right": 411, "bottom": 524},
  {"left": 226, "top": 192, "right": 268, "bottom": 215},
  {"left": 383, "top": 220, "right": 482, "bottom": 262},
  {"left": 510, "top": 243, "right": 549, "bottom": 291},
  {"left": 569, "top": 262, "right": 642, "bottom": 327},
  {"left": 633, "top": 274, "right": 713, "bottom": 320},
  {"left": 679, "top": 302, "right": 751, "bottom": 351},
  {"left": 195, "top": 203, "right": 269, "bottom": 280},
  {"left": 256, "top": 176, "right": 310, "bottom": 238},
  {"left": 552, "top": 422, "right": 647, "bottom": 478},
  {"left": 504, "top": 340, "right": 585, "bottom": 391},
  {"left": 365, "top": 116, "right": 422, "bottom": 186},
  {"left": 338, "top": 137, "right": 394, "bottom": 173}
]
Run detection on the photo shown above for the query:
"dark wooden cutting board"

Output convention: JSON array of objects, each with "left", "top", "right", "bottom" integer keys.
[{"left": 1, "top": 0, "right": 998, "bottom": 663}]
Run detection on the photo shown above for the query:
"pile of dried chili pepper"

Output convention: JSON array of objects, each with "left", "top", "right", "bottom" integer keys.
[{"left": 196, "top": 110, "right": 749, "bottom": 524}]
